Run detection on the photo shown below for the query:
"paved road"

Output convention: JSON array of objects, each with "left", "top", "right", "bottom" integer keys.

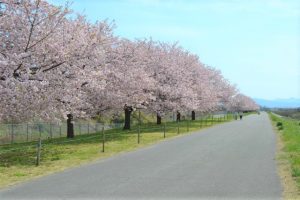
[{"left": 0, "top": 113, "right": 282, "bottom": 199}]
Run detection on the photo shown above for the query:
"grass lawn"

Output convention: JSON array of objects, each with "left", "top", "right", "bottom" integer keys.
[
  {"left": 0, "top": 115, "right": 233, "bottom": 188},
  {"left": 269, "top": 113, "right": 300, "bottom": 198}
]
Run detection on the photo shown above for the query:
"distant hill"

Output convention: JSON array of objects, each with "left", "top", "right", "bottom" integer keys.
[{"left": 254, "top": 98, "right": 300, "bottom": 108}]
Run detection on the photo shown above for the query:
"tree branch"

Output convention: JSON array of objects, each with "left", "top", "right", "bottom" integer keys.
[
  {"left": 24, "top": 0, "right": 41, "bottom": 52},
  {"left": 0, "top": 51, "right": 6, "bottom": 58},
  {"left": 28, "top": 77, "right": 43, "bottom": 81},
  {"left": 27, "top": 15, "right": 64, "bottom": 50},
  {"left": 42, "top": 61, "right": 65, "bottom": 72},
  {"left": 13, "top": 63, "right": 22, "bottom": 78}
]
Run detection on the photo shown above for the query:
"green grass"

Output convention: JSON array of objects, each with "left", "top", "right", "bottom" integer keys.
[
  {"left": 269, "top": 113, "right": 300, "bottom": 189},
  {"left": 0, "top": 115, "right": 233, "bottom": 188}
]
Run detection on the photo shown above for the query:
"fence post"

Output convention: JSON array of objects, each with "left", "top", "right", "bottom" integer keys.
[
  {"left": 10, "top": 124, "right": 14, "bottom": 144},
  {"left": 49, "top": 123, "right": 53, "bottom": 139},
  {"left": 200, "top": 118, "right": 202, "bottom": 128},
  {"left": 26, "top": 123, "right": 29, "bottom": 142},
  {"left": 95, "top": 123, "right": 98, "bottom": 133},
  {"left": 102, "top": 127, "right": 105, "bottom": 152},
  {"left": 163, "top": 123, "right": 166, "bottom": 138},
  {"left": 187, "top": 119, "right": 189, "bottom": 132},
  {"left": 79, "top": 123, "right": 81, "bottom": 135},
  {"left": 138, "top": 123, "right": 140, "bottom": 144},
  {"left": 59, "top": 124, "right": 62, "bottom": 137},
  {"left": 39, "top": 124, "right": 42, "bottom": 138},
  {"left": 177, "top": 121, "right": 179, "bottom": 134},
  {"left": 36, "top": 138, "right": 42, "bottom": 166}
]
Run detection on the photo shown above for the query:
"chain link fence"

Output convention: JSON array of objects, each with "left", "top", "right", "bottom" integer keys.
[
  {"left": 0, "top": 111, "right": 228, "bottom": 145},
  {"left": 0, "top": 113, "right": 233, "bottom": 172},
  {"left": 0, "top": 122, "right": 124, "bottom": 145}
]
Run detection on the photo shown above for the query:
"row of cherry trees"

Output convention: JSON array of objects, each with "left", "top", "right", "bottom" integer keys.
[{"left": 0, "top": 0, "right": 259, "bottom": 128}]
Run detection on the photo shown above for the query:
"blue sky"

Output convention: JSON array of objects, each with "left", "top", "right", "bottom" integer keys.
[{"left": 49, "top": 0, "right": 300, "bottom": 100}]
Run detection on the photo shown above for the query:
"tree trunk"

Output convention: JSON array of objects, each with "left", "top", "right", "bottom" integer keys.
[
  {"left": 191, "top": 111, "right": 195, "bottom": 120},
  {"left": 157, "top": 113, "right": 162, "bottom": 125},
  {"left": 67, "top": 114, "right": 74, "bottom": 138},
  {"left": 176, "top": 111, "right": 181, "bottom": 122},
  {"left": 123, "top": 106, "right": 132, "bottom": 130}
]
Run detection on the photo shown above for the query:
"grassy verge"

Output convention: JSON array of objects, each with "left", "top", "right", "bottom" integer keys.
[
  {"left": 0, "top": 115, "right": 232, "bottom": 188},
  {"left": 269, "top": 112, "right": 300, "bottom": 198}
]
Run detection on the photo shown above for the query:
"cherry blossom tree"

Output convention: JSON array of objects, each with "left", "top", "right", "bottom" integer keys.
[
  {"left": 98, "top": 39, "right": 156, "bottom": 129},
  {"left": 228, "top": 93, "right": 259, "bottom": 112},
  {"left": 0, "top": 0, "right": 114, "bottom": 123},
  {"left": 0, "top": 0, "right": 71, "bottom": 122},
  {"left": 0, "top": 0, "right": 259, "bottom": 133},
  {"left": 141, "top": 41, "right": 190, "bottom": 123},
  {"left": 134, "top": 40, "right": 196, "bottom": 124}
]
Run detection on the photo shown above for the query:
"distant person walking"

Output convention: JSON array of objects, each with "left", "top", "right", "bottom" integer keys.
[{"left": 239, "top": 112, "right": 243, "bottom": 120}]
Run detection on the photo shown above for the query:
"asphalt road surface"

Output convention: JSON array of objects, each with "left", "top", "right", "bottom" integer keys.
[{"left": 0, "top": 112, "right": 282, "bottom": 200}]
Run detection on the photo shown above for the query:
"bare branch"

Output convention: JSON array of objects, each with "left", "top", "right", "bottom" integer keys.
[
  {"left": 24, "top": 0, "right": 41, "bottom": 52},
  {"left": 27, "top": 14, "right": 65, "bottom": 50},
  {"left": 28, "top": 77, "right": 43, "bottom": 81},
  {"left": 42, "top": 61, "right": 66, "bottom": 72},
  {"left": 0, "top": 51, "right": 7, "bottom": 58}
]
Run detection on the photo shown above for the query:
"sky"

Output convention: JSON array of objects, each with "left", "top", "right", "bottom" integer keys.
[{"left": 49, "top": 0, "right": 300, "bottom": 100}]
